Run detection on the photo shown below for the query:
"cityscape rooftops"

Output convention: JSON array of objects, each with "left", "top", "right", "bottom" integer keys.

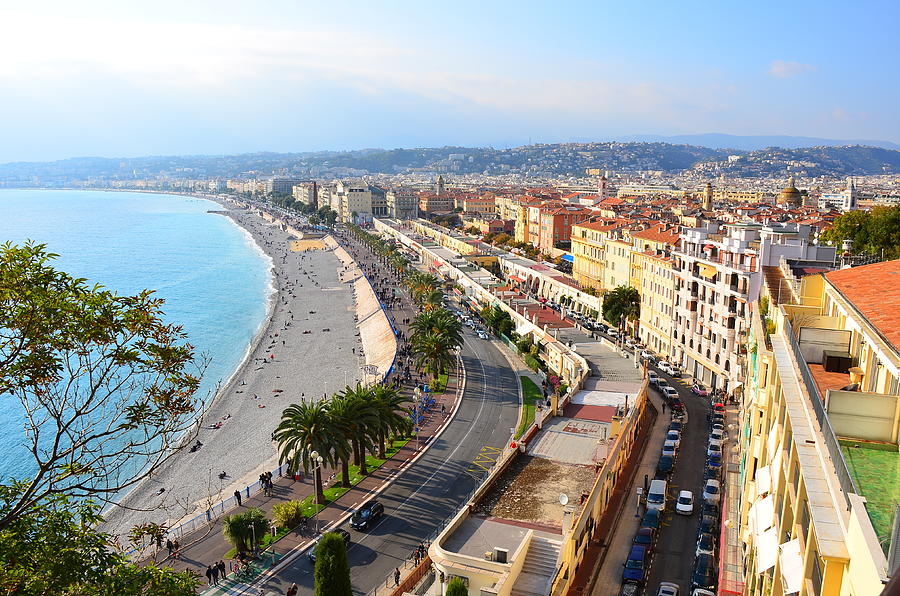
[{"left": 824, "top": 259, "right": 900, "bottom": 353}]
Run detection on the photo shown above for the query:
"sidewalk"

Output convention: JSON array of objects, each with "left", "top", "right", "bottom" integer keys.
[{"left": 562, "top": 391, "right": 667, "bottom": 594}]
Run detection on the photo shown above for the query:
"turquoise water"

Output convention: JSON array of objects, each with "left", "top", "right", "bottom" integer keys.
[{"left": 0, "top": 189, "right": 272, "bottom": 482}]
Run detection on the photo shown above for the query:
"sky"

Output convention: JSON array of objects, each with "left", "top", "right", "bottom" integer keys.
[{"left": 0, "top": 0, "right": 898, "bottom": 162}]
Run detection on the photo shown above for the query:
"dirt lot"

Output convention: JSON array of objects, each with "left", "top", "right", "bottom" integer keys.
[{"left": 474, "top": 455, "right": 596, "bottom": 527}]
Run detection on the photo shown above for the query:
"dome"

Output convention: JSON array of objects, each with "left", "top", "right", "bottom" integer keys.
[{"left": 777, "top": 177, "right": 802, "bottom": 206}]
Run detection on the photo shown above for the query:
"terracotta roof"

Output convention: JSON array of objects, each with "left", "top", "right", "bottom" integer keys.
[
  {"left": 631, "top": 224, "right": 680, "bottom": 246},
  {"left": 574, "top": 220, "right": 626, "bottom": 233},
  {"left": 824, "top": 259, "right": 900, "bottom": 352},
  {"left": 599, "top": 197, "right": 625, "bottom": 205}
]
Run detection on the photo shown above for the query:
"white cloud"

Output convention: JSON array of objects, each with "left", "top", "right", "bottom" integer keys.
[{"left": 768, "top": 60, "right": 816, "bottom": 79}]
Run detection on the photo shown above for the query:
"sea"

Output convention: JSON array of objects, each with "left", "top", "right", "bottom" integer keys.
[{"left": 0, "top": 189, "right": 273, "bottom": 483}]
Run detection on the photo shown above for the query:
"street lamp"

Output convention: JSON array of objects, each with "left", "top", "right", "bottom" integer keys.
[
  {"left": 309, "top": 450, "right": 325, "bottom": 533},
  {"left": 635, "top": 487, "right": 643, "bottom": 518},
  {"left": 412, "top": 392, "right": 420, "bottom": 450}
]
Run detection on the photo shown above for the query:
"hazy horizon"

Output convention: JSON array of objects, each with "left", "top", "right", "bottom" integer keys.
[{"left": 2, "top": 0, "right": 898, "bottom": 163}]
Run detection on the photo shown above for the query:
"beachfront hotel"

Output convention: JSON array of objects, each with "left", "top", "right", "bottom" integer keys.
[{"left": 738, "top": 259, "right": 900, "bottom": 595}]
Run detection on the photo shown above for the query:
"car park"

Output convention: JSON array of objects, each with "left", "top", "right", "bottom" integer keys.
[
  {"left": 657, "top": 582, "right": 680, "bottom": 596},
  {"left": 641, "top": 508, "right": 661, "bottom": 530},
  {"left": 706, "top": 440, "right": 723, "bottom": 458},
  {"left": 691, "top": 383, "right": 709, "bottom": 397},
  {"left": 702, "top": 480, "right": 721, "bottom": 505},
  {"left": 633, "top": 526, "right": 655, "bottom": 550},
  {"left": 691, "top": 554, "right": 717, "bottom": 591},
  {"left": 666, "top": 430, "right": 681, "bottom": 448},
  {"left": 655, "top": 455, "right": 674, "bottom": 478},
  {"left": 350, "top": 500, "right": 384, "bottom": 530},
  {"left": 675, "top": 490, "right": 694, "bottom": 515},
  {"left": 308, "top": 529, "right": 351, "bottom": 562},
  {"left": 695, "top": 532, "right": 715, "bottom": 557},
  {"left": 622, "top": 545, "right": 648, "bottom": 582}
]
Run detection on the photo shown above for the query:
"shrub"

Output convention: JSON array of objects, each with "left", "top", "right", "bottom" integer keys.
[
  {"left": 446, "top": 577, "right": 468, "bottom": 596},
  {"left": 272, "top": 500, "right": 306, "bottom": 530}
]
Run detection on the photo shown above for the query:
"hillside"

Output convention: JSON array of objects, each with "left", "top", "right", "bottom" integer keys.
[{"left": 690, "top": 145, "right": 900, "bottom": 178}]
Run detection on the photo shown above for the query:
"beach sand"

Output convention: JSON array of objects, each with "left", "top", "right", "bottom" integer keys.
[{"left": 101, "top": 203, "right": 369, "bottom": 545}]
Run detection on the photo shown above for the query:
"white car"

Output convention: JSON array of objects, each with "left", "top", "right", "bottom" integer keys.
[
  {"left": 640, "top": 350, "right": 656, "bottom": 362},
  {"left": 657, "top": 582, "right": 680, "bottom": 596},
  {"left": 707, "top": 440, "right": 723, "bottom": 458},
  {"left": 702, "top": 479, "right": 721, "bottom": 505},
  {"left": 648, "top": 370, "right": 659, "bottom": 384},
  {"left": 477, "top": 331, "right": 489, "bottom": 340},
  {"left": 607, "top": 328, "right": 619, "bottom": 338},
  {"left": 711, "top": 423, "right": 726, "bottom": 434},
  {"left": 709, "top": 429, "right": 725, "bottom": 443},
  {"left": 666, "top": 430, "right": 681, "bottom": 449},
  {"left": 695, "top": 532, "right": 715, "bottom": 557},
  {"left": 658, "top": 361, "right": 675, "bottom": 375},
  {"left": 661, "top": 441, "right": 677, "bottom": 458},
  {"left": 675, "top": 490, "right": 694, "bottom": 515},
  {"left": 663, "top": 387, "right": 679, "bottom": 401}
]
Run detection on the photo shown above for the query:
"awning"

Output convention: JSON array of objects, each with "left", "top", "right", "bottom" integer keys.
[
  {"left": 779, "top": 539, "right": 803, "bottom": 594},
  {"left": 508, "top": 275, "right": 525, "bottom": 283},
  {"left": 756, "top": 527, "right": 778, "bottom": 573},
  {"left": 755, "top": 494, "right": 775, "bottom": 536},
  {"left": 699, "top": 263, "right": 718, "bottom": 279},
  {"left": 560, "top": 254, "right": 574, "bottom": 262}
]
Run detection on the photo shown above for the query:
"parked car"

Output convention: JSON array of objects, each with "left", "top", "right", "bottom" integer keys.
[
  {"left": 661, "top": 441, "right": 677, "bottom": 458},
  {"left": 702, "top": 479, "right": 721, "bottom": 505},
  {"left": 711, "top": 413, "right": 725, "bottom": 427},
  {"left": 670, "top": 397, "right": 685, "bottom": 413},
  {"left": 622, "top": 545, "right": 648, "bottom": 582},
  {"left": 676, "top": 490, "right": 694, "bottom": 515},
  {"left": 658, "top": 361, "right": 681, "bottom": 377},
  {"left": 709, "top": 429, "right": 725, "bottom": 443},
  {"left": 640, "top": 350, "right": 657, "bottom": 363},
  {"left": 656, "top": 378, "right": 670, "bottom": 391},
  {"left": 668, "top": 420, "right": 683, "bottom": 433},
  {"left": 666, "top": 430, "right": 681, "bottom": 449},
  {"left": 607, "top": 328, "right": 620, "bottom": 338},
  {"left": 706, "top": 440, "right": 723, "bottom": 458},
  {"left": 633, "top": 526, "right": 655, "bottom": 550},
  {"left": 701, "top": 502, "right": 720, "bottom": 519},
  {"left": 656, "top": 455, "right": 675, "bottom": 478},
  {"left": 641, "top": 509, "right": 661, "bottom": 530},
  {"left": 309, "top": 529, "right": 351, "bottom": 562},
  {"left": 692, "top": 590, "right": 715, "bottom": 596},
  {"left": 648, "top": 370, "right": 659, "bottom": 385},
  {"left": 350, "top": 500, "right": 384, "bottom": 530},
  {"left": 696, "top": 532, "right": 715, "bottom": 557},
  {"left": 697, "top": 514, "right": 718, "bottom": 538},
  {"left": 706, "top": 453, "right": 723, "bottom": 469},
  {"left": 477, "top": 330, "right": 489, "bottom": 340},
  {"left": 691, "top": 383, "right": 709, "bottom": 397},
  {"left": 691, "top": 554, "right": 717, "bottom": 591},
  {"left": 656, "top": 582, "right": 680, "bottom": 596},
  {"left": 703, "top": 463, "right": 719, "bottom": 481},
  {"left": 663, "top": 387, "right": 679, "bottom": 402}
]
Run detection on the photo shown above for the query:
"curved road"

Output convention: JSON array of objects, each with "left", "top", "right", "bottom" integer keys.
[{"left": 255, "top": 327, "right": 521, "bottom": 595}]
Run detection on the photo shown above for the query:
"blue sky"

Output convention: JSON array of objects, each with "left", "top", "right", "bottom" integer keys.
[{"left": 0, "top": 0, "right": 897, "bottom": 162}]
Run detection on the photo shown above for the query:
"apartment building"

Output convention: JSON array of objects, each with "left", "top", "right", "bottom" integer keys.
[
  {"left": 672, "top": 222, "right": 834, "bottom": 391},
  {"left": 739, "top": 259, "right": 899, "bottom": 596},
  {"left": 418, "top": 190, "right": 454, "bottom": 213},
  {"left": 460, "top": 194, "right": 497, "bottom": 214},
  {"left": 570, "top": 220, "right": 626, "bottom": 291},
  {"left": 385, "top": 189, "right": 419, "bottom": 219},
  {"left": 291, "top": 181, "right": 318, "bottom": 208},
  {"left": 603, "top": 234, "right": 634, "bottom": 293},
  {"left": 537, "top": 205, "right": 592, "bottom": 253},
  {"left": 335, "top": 181, "right": 373, "bottom": 223},
  {"left": 630, "top": 224, "right": 681, "bottom": 358}
]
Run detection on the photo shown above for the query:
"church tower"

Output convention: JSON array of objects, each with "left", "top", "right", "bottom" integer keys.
[
  {"left": 703, "top": 182, "right": 713, "bottom": 211},
  {"left": 436, "top": 175, "right": 445, "bottom": 196}
]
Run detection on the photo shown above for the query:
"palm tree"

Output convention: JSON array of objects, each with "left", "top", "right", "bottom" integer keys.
[
  {"left": 404, "top": 271, "right": 441, "bottom": 305},
  {"left": 421, "top": 288, "right": 445, "bottom": 312},
  {"left": 602, "top": 285, "right": 641, "bottom": 334},
  {"left": 329, "top": 386, "right": 379, "bottom": 482},
  {"left": 275, "top": 401, "right": 340, "bottom": 502},
  {"left": 371, "top": 384, "right": 411, "bottom": 458},
  {"left": 410, "top": 309, "right": 463, "bottom": 349},
  {"left": 222, "top": 508, "right": 269, "bottom": 554},
  {"left": 412, "top": 330, "right": 457, "bottom": 379}
]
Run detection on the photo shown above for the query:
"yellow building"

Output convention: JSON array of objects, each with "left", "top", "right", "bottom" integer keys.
[
  {"left": 570, "top": 221, "right": 624, "bottom": 291},
  {"left": 635, "top": 251, "right": 677, "bottom": 359},
  {"left": 738, "top": 259, "right": 899, "bottom": 596},
  {"left": 602, "top": 235, "right": 633, "bottom": 293}
]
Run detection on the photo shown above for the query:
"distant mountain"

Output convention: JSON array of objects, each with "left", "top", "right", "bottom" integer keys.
[{"left": 616, "top": 133, "right": 900, "bottom": 151}]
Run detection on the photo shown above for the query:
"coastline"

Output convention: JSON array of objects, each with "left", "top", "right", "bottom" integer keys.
[{"left": 100, "top": 197, "right": 363, "bottom": 545}]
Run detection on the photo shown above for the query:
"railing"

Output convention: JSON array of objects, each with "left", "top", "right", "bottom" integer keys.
[{"left": 782, "top": 317, "right": 858, "bottom": 508}]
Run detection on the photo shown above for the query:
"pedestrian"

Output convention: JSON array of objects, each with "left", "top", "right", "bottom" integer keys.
[
  {"left": 394, "top": 567, "right": 401, "bottom": 586},
  {"left": 287, "top": 584, "right": 298, "bottom": 596},
  {"left": 234, "top": 489, "right": 242, "bottom": 506},
  {"left": 205, "top": 565, "right": 214, "bottom": 586},
  {"left": 661, "top": 401, "right": 666, "bottom": 413},
  {"left": 218, "top": 559, "right": 227, "bottom": 579},
  {"left": 166, "top": 538, "right": 173, "bottom": 557},
  {"left": 211, "top": 563, "right": 220, "bottom": 586},
  {"left": 172, "top": 539, "right": 180, "bottom": 559}
]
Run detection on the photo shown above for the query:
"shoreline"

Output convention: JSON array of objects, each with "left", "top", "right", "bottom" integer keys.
[{"left": 100, "top": 196, "right": 364, "bottom": 544}]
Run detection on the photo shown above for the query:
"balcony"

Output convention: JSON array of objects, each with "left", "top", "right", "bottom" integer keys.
[{"left": 676, "top": 248, "right": 756, "bottom": 272}]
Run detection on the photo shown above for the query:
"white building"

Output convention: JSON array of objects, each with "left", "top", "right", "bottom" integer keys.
[{"left": 818, "top": 178, "right": 858, "bottom": 211}]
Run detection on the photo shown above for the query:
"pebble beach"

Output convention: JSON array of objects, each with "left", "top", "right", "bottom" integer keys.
[{"left": 101, "top": 202, "right": 373, "bottom": 545}]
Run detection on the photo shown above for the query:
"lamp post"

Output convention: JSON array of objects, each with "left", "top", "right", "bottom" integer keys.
[
  {"left": 309, "top": 450, "right": 325, "bottom": 534},
  {"left": 412, "top": 391, "right": 420, "bottom": 450},
  {"left": 635, "top": 487, "right": 643, "bottom": 518}
]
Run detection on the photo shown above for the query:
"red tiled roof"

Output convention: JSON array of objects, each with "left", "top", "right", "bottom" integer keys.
[
  {"left": 631, "top": 224, "right": 680, "bottom": 246},
  {"left": 824, "top": 259, "right": 900, "bottom": 352}
]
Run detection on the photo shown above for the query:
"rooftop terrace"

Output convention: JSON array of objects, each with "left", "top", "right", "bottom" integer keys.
[{"left": 841, "top": 441, "right": 900, "bottom": 555}]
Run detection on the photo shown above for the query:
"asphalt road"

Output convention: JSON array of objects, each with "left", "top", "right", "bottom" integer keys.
[
  {"left": 643, "top": 369, "right": 715, "bottom": 594},
  {"left": 257, "top": 327, "right": 521, "bottom": 595}
]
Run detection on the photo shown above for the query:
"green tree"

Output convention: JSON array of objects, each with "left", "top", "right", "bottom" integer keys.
[
  {"left": 329, "top": 386, "right": 378, "bottom": 483},
  {"left": 0, "top": 242, "right": 204, "bottom": 532},
  {"left": 221, "top": 507, "right": 269, "bottom": 554},
  {"left": 820, "top": 206, "right": 900, "bottom": 259},
  {"left": 272, "top": 500, "right": 306, "bottom": 530},
  {"left": 371, "top": 384, "right": 411, "bottom": 458},
  {"left": 314, "top": 532, "right": 352, "bottom": 596},
  {"left": 275, "top": 401, "right": 342, "bottom": 502},
  {"left": 421, "top": 287, "right": 445, "bottom": 312},
  {"left": 446, "top": 577, "right": 468, "bottom": 596},
  {"left": 602, "top": 285, "right": 641, "bottom": 329}
]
